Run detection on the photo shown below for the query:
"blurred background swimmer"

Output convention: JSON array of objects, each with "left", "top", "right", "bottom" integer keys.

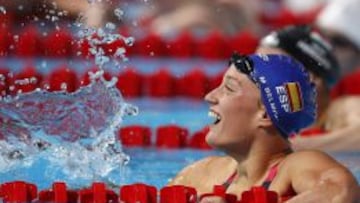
[
  {"left": 288, "top": 0, "right": 360, "bottom": 151},
  {"left": 258, "top": 25, "right": 360, "bottom": 152},
  {"left": 0, "top": 0, "right": 115, "bottom": 28},
  {"left": 169, "top": 52, "right": 358, "bottom": 202}
]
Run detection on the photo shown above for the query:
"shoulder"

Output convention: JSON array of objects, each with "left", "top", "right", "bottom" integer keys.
[
  {"left": 175, "top": 155, "right": 235, "bottom": 177},
  {"left": 279, "top": 150, "right": 358, "bottom": 201},
  {"left": 169, "top": 155, "right": 236, "bottom": 186},
  {"left": 281, "top": 150, "right": 355, "bottom": 187},
  {"left": 282, "top": 150, "right": 342, "bottom": 171}
]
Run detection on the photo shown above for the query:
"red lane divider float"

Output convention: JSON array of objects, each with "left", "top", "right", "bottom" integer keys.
[
  {"left": 146, "top": 69, "right": 175, "bottom": 98},
  {"left": 0, "top": 24, "right": 260, "bottom": 59},
  {"left": 175, "top": 69, "right": 209, "bottom": 98},
  {"left": 0, "top": 181, "right": 287, "bottom": 203},
  {"left": 200, "top": 185, "right": 237, "bottom": 203},
  {"left": 43, "top": 29, "right": 74, "bottom": 58},
  {"left": 78, "top": 182, "right": 118, "bottom": 203},
  {"left": 116, "top": 68, "right": 144, "bottom": 97},
  {"left": 0, "top": 181, "right": 37, "bottom": 203},
  {"left": 47, "top": 67, "right": 79, "bottom": 92},
  {"left": 188, "top": 127, "right": 212, "bottom": 150},
  {"left": 196, "top": 31, "right": 230, "bottom": 59},
  {"left": 38, "top": 182, "right": 78, "bottom": 203},
  {"left": 14, "top": 26, "right": 41, "bottom": 57},
  {"left": 0, "top": 66, "right": 219, "bottom": 99},
  {"left": 136, "top": 33, "right": 167, "bottom": 57},
  {"left": 0, "top": 27, "right": 12, "bottom": 57},
  {"left": 120, "top": 183, "right": 157, "bottom": 203},
  {"left": 168, "top": 31, "right": 195, "bottom": 58},
  {"left": 118, "top": 125, "right": 152, "bottom": 147},
  {"left": 119, "top": 125, "right": 210, "bottom": 150},
  {"left": 160, "top": 185, "right": 197, "bottom": 203},
  {"left": 156, "top": 125, "right": 189, "bottom": 148}
]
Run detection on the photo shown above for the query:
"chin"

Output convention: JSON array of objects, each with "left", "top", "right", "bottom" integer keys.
[
  {"left": 205, "top": 132, "right": 225, "bottom": 149},
  {"left": 205, "top": 131, "right": 218, "bottom": 147}
]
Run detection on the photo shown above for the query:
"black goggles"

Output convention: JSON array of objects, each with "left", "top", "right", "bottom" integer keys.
[
  {"left": 228, "top": 52, "right": 254, "bottom": 75},
  {"left": 228, "top": 52, "right": 258, "bottom": 85}
]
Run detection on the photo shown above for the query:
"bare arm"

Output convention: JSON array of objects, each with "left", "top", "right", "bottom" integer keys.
[
  {"left": 286, "top": 151, "right": 358, "bottom": 203},
  {"left": 291, "top": 124, "right": 360, "bottom": 151},
  {"left": 292, "top": 96, "right": 360, "bottom": 152}
]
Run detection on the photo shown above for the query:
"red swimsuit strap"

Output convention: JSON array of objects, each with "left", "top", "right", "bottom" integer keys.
[
  {"left": 262, "top": 162, "right": 280, "bottom": 189},
  {"left": 222, "top": 170, "right": 238, "bottom": 189}
]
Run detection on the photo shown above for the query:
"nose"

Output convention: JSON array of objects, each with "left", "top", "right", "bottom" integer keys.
[{"left": 204, "top": 87, "right": 219, "bottom": 105}]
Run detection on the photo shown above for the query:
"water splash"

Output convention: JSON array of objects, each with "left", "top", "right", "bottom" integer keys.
[
  {"left": 0, "top": 1, "right": 138, "bottom": 189},
  {"left": 0, "top": 72, "right": 138, "bottom": 188}
]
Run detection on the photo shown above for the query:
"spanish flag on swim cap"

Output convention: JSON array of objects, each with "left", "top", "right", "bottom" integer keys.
[{"left": 233, "top": 54, "right": 317, "bottom": 138}]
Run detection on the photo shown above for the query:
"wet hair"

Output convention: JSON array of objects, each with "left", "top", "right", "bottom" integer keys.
[{"left": 261, "top": 25, "right": 340, "bottom": 88}]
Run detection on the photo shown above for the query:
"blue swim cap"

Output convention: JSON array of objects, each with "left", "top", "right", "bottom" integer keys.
[{"left": 230, "top": 53, "right": 316, "bottom": 138}]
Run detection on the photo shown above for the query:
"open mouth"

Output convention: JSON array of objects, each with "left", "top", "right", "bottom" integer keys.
[{"left": 208, "top": 110, "right": 221, "bottom": 125}]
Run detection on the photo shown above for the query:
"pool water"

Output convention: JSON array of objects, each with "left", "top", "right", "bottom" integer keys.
[
  {"left": 0, "top": 92, "right": 359, "bottom": 191},
  {"left": 0, "top": 57, "right": 359, "bottom": 191}
]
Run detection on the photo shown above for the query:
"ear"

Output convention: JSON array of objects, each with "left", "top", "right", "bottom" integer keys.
[{"left": 257, "top": 103, "right": 272, "bottom": 127}]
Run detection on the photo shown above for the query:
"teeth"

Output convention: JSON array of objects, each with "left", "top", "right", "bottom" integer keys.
[{"left": 208, "top": 111, "right": 221, "bottom": 120}]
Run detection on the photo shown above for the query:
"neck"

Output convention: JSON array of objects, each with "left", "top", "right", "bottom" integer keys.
[{"left": 228, "top": 129, "right": 291, "bottom": 186}]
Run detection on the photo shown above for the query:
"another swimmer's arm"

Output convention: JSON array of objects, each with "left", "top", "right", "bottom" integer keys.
[
  {"left": 291, "top": 124, "right": 360, "bottom": 151},
  {"left": 286, "top": 151, "right": 358, "bottom": 203}
]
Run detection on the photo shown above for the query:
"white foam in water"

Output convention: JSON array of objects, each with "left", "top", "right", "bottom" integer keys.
[{"left": 0, "top": 3, "right": 137, "bottom": 189}]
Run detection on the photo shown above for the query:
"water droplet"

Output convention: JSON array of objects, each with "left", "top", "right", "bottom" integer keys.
[
  {"left": 61, "top": 83, "right": 68, "bottom": 91},
  {"left": 132, "top": 21, "right": 138, "bottom": 27},
  {"left": 18, "top": 5, "right": 24, "bottom": 11},
  {"left": 115, "top": 47, "right": 125, "bottom": 56},
  {"left": 123, "top": 103, "right": 139, "bottom": 116},
  {"left": 51, "top": 16, "right": 59, "bottom": 22},
  {"left": 124, "top": 37, "right": 135, "bottom": 46},
  {"left": 105, "top": 22, "right": 116, "bottom": 30},
  {"left": 13, "top": 35, "right": 19, "bottom": 42},
  {"left": 43, "top": 84, "right": 50, "bottom": 90},
  {"left": 114, "top": 8, "right": 124, "bottom": 19},
  {"left": 0, "top": 7, "right": 6, "bottom": 14}
]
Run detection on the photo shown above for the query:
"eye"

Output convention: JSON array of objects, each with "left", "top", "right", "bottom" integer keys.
[{"left": 225, "top": 85, "right": 235, "bottom": 92}]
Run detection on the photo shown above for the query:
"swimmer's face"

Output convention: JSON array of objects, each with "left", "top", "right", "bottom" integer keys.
[{"left": 204, "top": 65, "right": 261, "bottom": 152}]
